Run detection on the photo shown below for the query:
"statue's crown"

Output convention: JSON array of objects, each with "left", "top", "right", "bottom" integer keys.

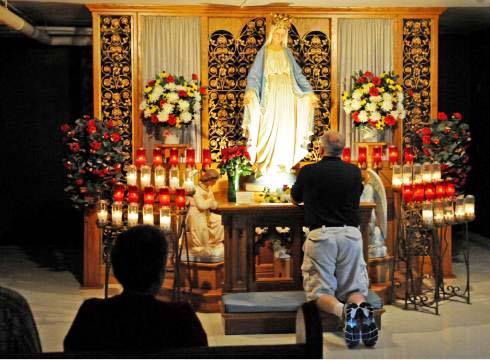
[{"left": 272, "top": 13, "right": 292, "bottom": 30}]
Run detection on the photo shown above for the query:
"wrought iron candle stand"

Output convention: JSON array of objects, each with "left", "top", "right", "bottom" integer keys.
[
  {"left": 392, "top": 203, "right": 443, "bottom": 314},
  {"left": 96, "top": 205, "right": 193, "bottom": 301}
]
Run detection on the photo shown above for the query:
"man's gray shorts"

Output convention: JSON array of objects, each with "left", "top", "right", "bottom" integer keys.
[{"left": 301, "top": 225, "right": 369, "bottom": 303}]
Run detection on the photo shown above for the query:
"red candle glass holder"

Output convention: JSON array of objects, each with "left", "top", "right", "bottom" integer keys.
[
  {"left": 202, "top": 149, "right": 212, "bottom": 169},
  {"left": 414, "top": 184, "right": 425, "bottom": 202},
  {"left": 175, "top": 188, "right": 186, "bottom": 209},
  {"left": 358, "top": 146, "right": 367, "bottom": 169},
  {"left": 373, "top": 146, "right": 382, "bottom": 169},
  {"left": 341, "top": 147, "right": 351, "bottom": 163},
  {"left": 185, "top": 148, "right": 196, "bottom": 167},
  {"left": 153, "top": 148, "right": 163, "bottom": 167},
  {"left": 402, "top": 185, "right": 413, "bottom": 203},
  {"left": 135, "top": 148, "right": 147, "bottom": 168},
  {"left": 445, "top": 182, "right": 456, "bottom": 198},
  {"left": 388, "top": 145, "right": 399, "bottom": 166},
  {"left": 143, "top": 186, "right": 155, "bottom": 205},
  {"left": 404, "top": 146, "right": 414, "bottom": 165},
  {"left": 158, "top": 187, "right": 170, "bottom": 207},
  {"left": 169, "top": 148, "right": 179, "bottom": 167},
  {"left": 113, "top": 183, "right": 125, "bottom": 203},
  {"left": 435, "top": 182, "right": 446, "bottom": 200},
  {"left": 425, "top": 184, "right": 435, "bottom": 201},
  {"left": 128, "top": 185, "right": 139, "bottom": 204}
]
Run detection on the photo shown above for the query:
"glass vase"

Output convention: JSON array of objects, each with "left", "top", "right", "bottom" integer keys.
[{"left": 227, "top": 172, "right": 240, "bottom": 203}]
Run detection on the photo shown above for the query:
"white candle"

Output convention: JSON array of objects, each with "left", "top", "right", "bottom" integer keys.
[
  {"left": 433, "top": 201, "right": 444, "bottom": 226},
  {"left": 413, "top": 164, "right": 423, "bottom": 185},
  {"left": 443, "top": 200, "right": 455, "bottom": 224},
  {"left": 422, "top": 162, "right": 432, "bottom": 184},
  {"left": 432, "top": 162, "right": 441, "bottom": 183},
  {"left": 422, "top": 202, "right": 433, "bottom": 227},
  {"left": 127, "top": 204, "right": 139, "bottom": 227},
  {"left": 169, "top": 166, "right": 180, "bottom": 190},
  {"left": 126, "top": 165, "right": 137, "bottom": 186},
  {"left": 97, "top": 200, "right": 108, "bottom": 225},
  {"left": 184, "top": 179, "right": 195, "bottom": 193},
  {"left": 140, "top": 165, "right": 152, "bottom": 188},
  {"left": 402, "top": 164, "right": 412, "bottom": 186},
  {"left": 455, "top": 197, "right": 465, "bottom": 222},
  {"left": 464, "top": 195, "right": 475, "bottom": 221},
  {"left": 159, "top": 207, "right": 171, "bottom": 231},
  {"left": 392, "top": 164, "right": 402, "bottom": 190},
  {"left": 154, "top": 165, "right": 166, "bottom": 189},
  {"left": 111, "top": 202, "right": 123, "bottom": 226},
  {"left": 143, "top": 204, "right": 154, "bottom": 225}
]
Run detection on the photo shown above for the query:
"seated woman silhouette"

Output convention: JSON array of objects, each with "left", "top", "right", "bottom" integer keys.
[{"left": 64, "top": 225, "right": 208, "bottom": 353}]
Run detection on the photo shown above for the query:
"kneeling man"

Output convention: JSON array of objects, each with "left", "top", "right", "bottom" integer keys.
[{"left": 291, "top": 130, "right": 378, "bottom": 348}]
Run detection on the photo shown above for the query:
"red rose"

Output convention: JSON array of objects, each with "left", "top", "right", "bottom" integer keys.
[
  {"left": 199, "top": 87, "right": 207, "bottom": 95},
  {"left": 151, "top": 114, "right": 158, "bottom": 124},
  {"left": 437, "top": 112, "right": 448, "bottom": 121},
  {"left": 103, "top": 133, "right": 109, "bottom": 140},
  {"left": 167, "top": 114, "right": 176, "bottom": 126},
  {"left": 159, "top": 99, "right": 166, "bottom": 107},
  {"left": 87, "top": 125, "right": 97, "bottom": 135},
  {"left": 422, "top": 127, "right": 432, "bottom": 136},
  {"left": 408, "top": 89, "right": 414, "bottom": 97},
  {"left": 148, "top": 80, "right": 156, "bottom": 86},
  {"left": 368, "top": 118, "right": 377, "bottom": 127},
  {"left": 111, "top": 178, "right": 117, "bottom": 184},
  {"left": 423, "top": 148, "right": 430, "bottom": 156},
  {"left": 352, "top": 111, "right": 360, "bottom": 123},
  {"left": 90, "top": 141, "right": 101, "bottom": 151},
  {"left": 369, "top": 87, "right": 380, "bottom": 97},
  {"left": 75, "top": 179, "right": 84, "bottom": 186},
  {"left": 64, "top": 162, "right": 72, "bottom": 170},
  {"left": 82, "top": 115, "right": 90, "bottom": 120},
  {"left": 106, "top": 119, "right": 114, "bottom": 129},
  {"left": 111, "top": 132, "right": 121, "bottom": 142},
  {"left": 372, "top": 77, "right": 381, "bottom": 86},
  {"left": 60, "top": 124, "right": 70, "bottom": 133},
  {"left": 441, "top": 164, "right": 449, "bottom": 171},
  {"left": 114, "top": 164, "right": 122, "bottom": 172},
  {"left": 452, "top": 112, "right": 463, "bottom": 120},
  {"left": 433, "top": 137, "right": 440, "bottom": 145},
  {"left": 357, "top": 76, "right": 367, "bottom": 84},
  {"left": 364, "top": 71, "right": 373, "bottom": 78},
  {"left": 453, "top": 133, "right": 459, "bottom": 140},
  {"left": 167, "top": 75, "right": 174, "bottom": 83},
  {"left": 69, "top": 143, "right": 80, "bottom": 153},
  {"left": 178, "top": 90, "right": 187, "bottom": 98},
  {"left": 385, "top": 115, "right": 396, "bottom": 126},
  {"left": 422, "top": 135, "right": 431, "bottom": 144},
  {"left": 244, "top": 151, "right": 251, "bottom": 160},
  {"left": 192, "top": 73, "right": 198, "bottom": 81}
]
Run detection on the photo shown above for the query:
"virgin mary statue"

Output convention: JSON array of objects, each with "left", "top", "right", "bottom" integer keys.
[{"left": 243, "top": 14, "right": 317, "bottom": 178}]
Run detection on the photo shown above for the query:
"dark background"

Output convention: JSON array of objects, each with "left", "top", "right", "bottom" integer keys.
[{"left": 0, "top": 22, "right": 488, "bottom": 280}]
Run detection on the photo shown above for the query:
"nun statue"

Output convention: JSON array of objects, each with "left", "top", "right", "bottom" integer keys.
[{"left": 243, "top": 14, "right": 318, "bottom": 178}]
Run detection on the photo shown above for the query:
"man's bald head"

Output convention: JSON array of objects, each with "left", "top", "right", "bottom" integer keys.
[{"left": 320, "top": 130, "right": 345, "bottom": 157}]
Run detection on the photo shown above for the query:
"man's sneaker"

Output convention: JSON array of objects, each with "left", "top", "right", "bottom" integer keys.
[
  {"left": 358, "top": 302, "right": 379, "bottom": 347},
  {"left": 343, "top": 303, "right": 361, "bottom": 348}
]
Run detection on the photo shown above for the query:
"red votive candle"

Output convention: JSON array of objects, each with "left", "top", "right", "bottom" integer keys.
[
  {"left": 135, "top": 148, "right": 146, "bottom": 168},
  {"left": 185, "top": 148, "right": 196, "bottom": 167},
  {"left": 388, "top": 145, "right": 399, "bottom": 166},
  {"left": 402, "top": 185, "right": 413, "bottom": 203},
  {"left": 342, "top": 147, "right": 351, "bottom": 163},
  {"left": 414, "top": 184, "right": 425, "bottom": 202},
  {"left": 143, "top": 186, "right": 155, "bottom": 205},
  {"left": 153, "top": 148, "right": 163, "bottom": 167},
  {"left": 128, "top": 185, "right": 139, "bottom": 204},
  {"left": 358, "top": 146, "right": 367, "bottom": 168},
  {"left": 202, "top": 149, "right": 212, "bottom": 169},
  {"left": 435, "top": 182, "right": 446, "bottom": 200},
  {"left": 175, "top": 187, "right": 186, "bottom": 209},
  {"left": 445, "top": 182, "right": 456, "bottom": 198},
  {"left": 373, "top": 146, "right": 382, "bottom": 169},
  {"left": 404, "top": 146, "right": 414, "bottom": 165},
  {"left": 425, "top": 184, "right": 435, "bottom": 201},
  {"left": 158, "top": 187, "right": 170, "bottom": 207},
  {"left": 169, "top": 148, "right": 179, "bottom": 167},
  {"left": 113, "top": 183, "right": 125, "bottom": 203}
]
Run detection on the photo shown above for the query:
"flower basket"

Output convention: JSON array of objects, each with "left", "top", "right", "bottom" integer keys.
[
  {"left": 218, "top": 146, "right": 254, "bottom": 202},
  {"left": 140, "top": 71, "right": 206, "bottom": 140},
  {"left": 343, "top": 70, "right": 406, "bottom": 135}
]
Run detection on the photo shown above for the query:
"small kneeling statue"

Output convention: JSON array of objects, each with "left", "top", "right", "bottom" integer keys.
[{"left": 187, "top": 169, "right": 224, "bottom": 258}]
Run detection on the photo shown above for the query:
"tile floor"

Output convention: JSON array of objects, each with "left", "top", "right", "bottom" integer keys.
[{"left": 1, "top": 243, "right": 490, "bottom": 358}]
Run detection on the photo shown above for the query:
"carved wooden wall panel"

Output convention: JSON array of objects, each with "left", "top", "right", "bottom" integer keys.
[
  {"left": 99, "top": 15, "right": 133, "bottom": 166},
  {"left": 402, "top": 18, "right": 432, "bottom": 153}
]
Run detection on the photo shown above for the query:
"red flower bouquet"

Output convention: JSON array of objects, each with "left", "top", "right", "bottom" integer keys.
[{"left": 218, "top": 146, "right": 254, "bottom": 202}]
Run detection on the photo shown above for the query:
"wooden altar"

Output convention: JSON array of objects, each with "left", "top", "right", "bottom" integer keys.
[{"left": 217, "top": 202, "right": 375, "bottom": 294}]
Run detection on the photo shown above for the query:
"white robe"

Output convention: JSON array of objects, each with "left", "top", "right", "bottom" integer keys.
[{"left": 187, "top": 183, "right": 224, "bottom": 256}]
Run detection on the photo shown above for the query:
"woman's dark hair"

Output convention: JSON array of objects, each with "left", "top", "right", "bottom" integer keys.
[{"left": 111, "top": 225, "right": 168, "bottom": 292}]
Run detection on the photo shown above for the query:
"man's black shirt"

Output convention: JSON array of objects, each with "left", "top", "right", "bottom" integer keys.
[{"left": 291, "top": 156, "right": 363, "bottom": 228}]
